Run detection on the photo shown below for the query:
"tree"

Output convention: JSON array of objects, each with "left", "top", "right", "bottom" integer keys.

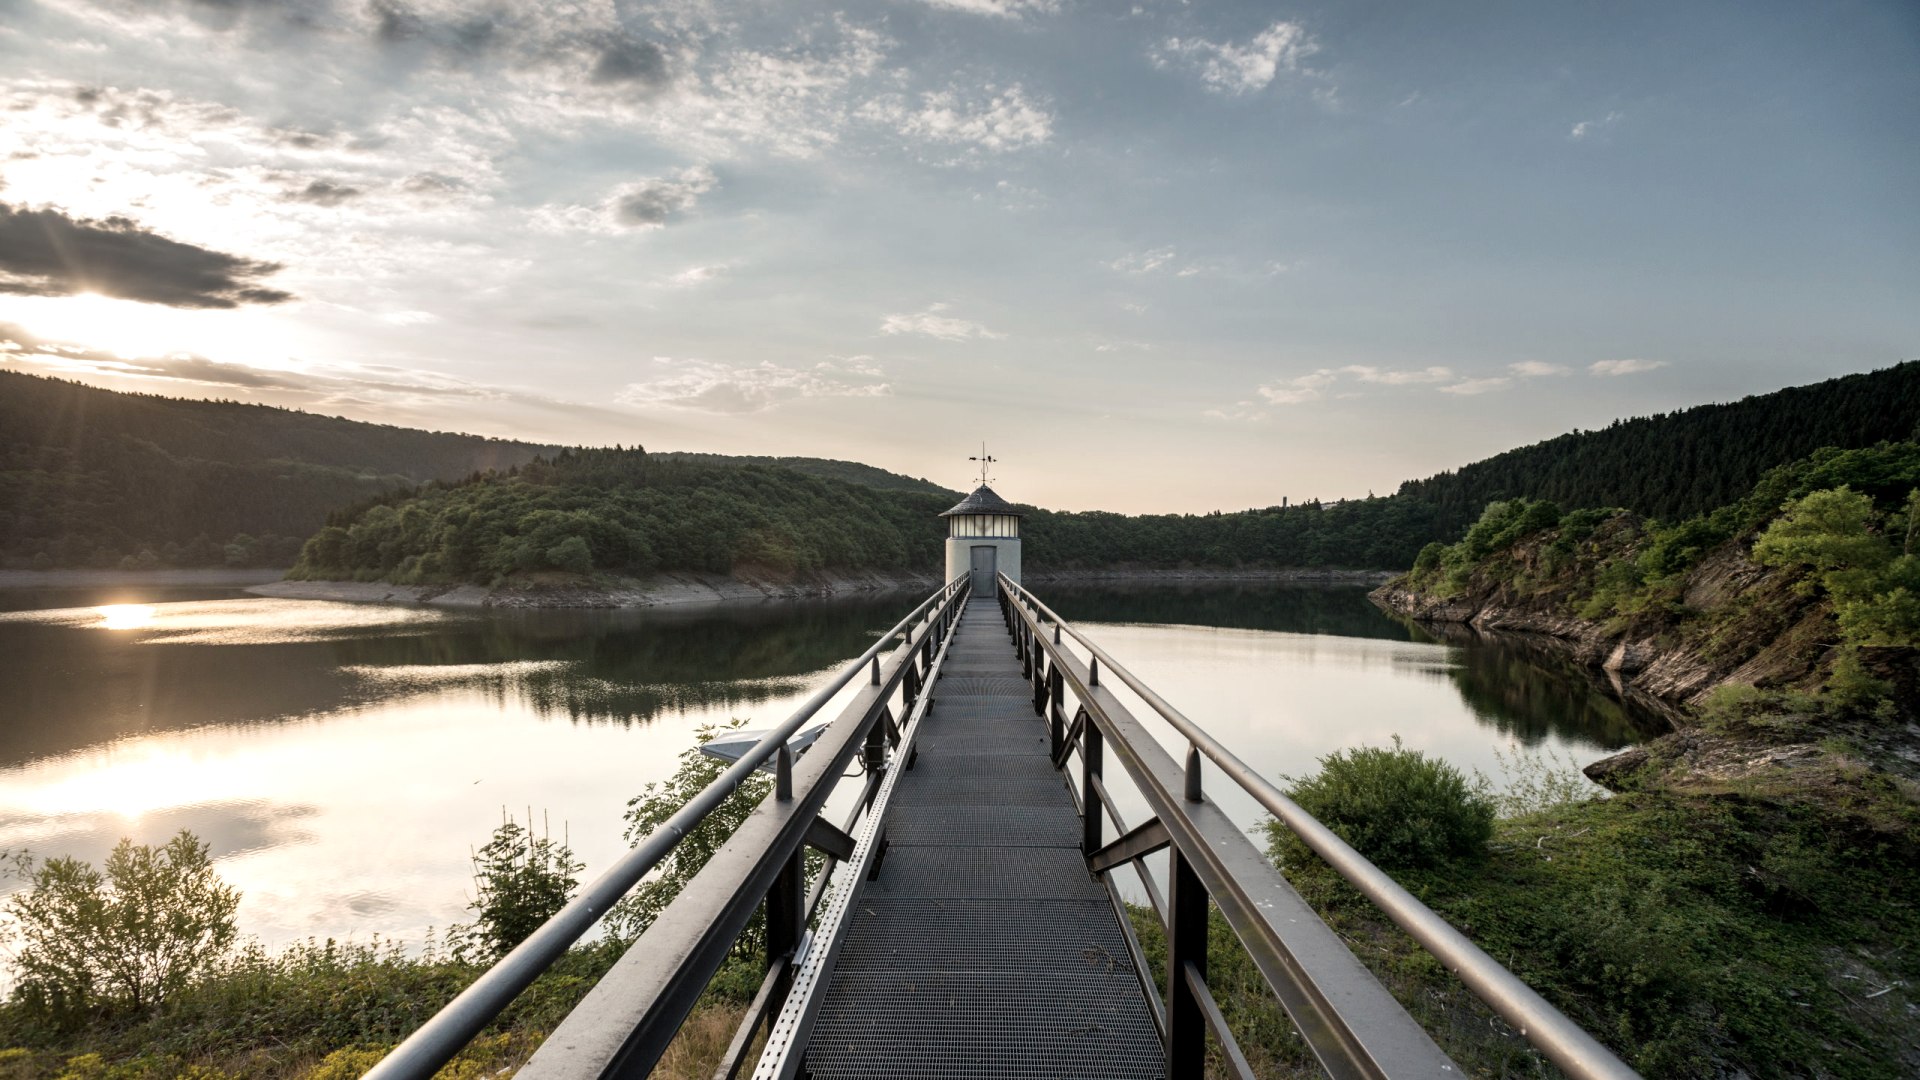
[
  {"left": 4, "top": 831, "right": 239, "bottom": 1017},
  {"left": 451, "top": 811, "right": 584, "bottom": 962},
  {"left": 606, "top": 720, "right": 775, "bottom": 952}
]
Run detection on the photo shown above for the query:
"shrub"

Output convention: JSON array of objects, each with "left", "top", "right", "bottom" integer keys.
[
  {"left": 1266, "top": 737, "right": 1494, "bottom": 871},
  {"left": 606, "top": 721, "right": 773, "bottom": 951},
  {"left": 451, "top": 812, "right": 583, "bottom": 963},
  {"left": 3, "top": 832, "right": 239, "bottom": 1018}
]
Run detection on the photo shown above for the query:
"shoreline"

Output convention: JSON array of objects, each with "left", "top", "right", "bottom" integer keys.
[
  {"left": 0, "top": 568, "right": 289, "bottom": 588},
  {"left": 252, "top": 566, "right": 1398, "bottom": 609}
]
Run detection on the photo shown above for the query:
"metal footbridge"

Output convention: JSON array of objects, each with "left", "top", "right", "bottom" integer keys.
[{"left": 367, "top": 577, "right": 1639, "bottom": 1080}]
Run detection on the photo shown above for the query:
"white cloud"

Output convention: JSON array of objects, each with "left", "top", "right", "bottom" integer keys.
[
  {"left": 862, "top": 84, "right": 1053, "bottom": 156},
  {"left": 666, "top": 264, "right": 727, "bottom": 287},
  {"left": 1342, "top": 364, "right": 1453, "bottom": 385},
  {"left": 908, "top": 0, "right": 1060, "bottom": 18},
  {"left": 879, "top": 302, "right": 1004, "bottom": 341},
  {"left": 1510, "top": 360, "right": 1571, "bottom": 377},
  {"left": 1438, "top": 376, "right": 1512, "bottom": 396},
  {"left": 617, "top": 357, "right": 889, "bottom": 413},
  {"left": 1093, "top": 340, "right": 1151, "bottom": 353},
  {"left": 1109, "top": 247, "right": 1176, "bottom": 274},
  {"left": 1155, "top": 22, "right": 1319, "bottom": 96},
  {"left": 1204, "top": 400, "right": 1267, "bottom": 423},
  {"left": 1589, "top": 358, "right": 1667, "bottom": 377},
  {"left": 1569, "top": 111, "right": 1623, "bottom": 140},
  {"left": 1257, "top": 370, "right": 1337, "bottom": 405}
]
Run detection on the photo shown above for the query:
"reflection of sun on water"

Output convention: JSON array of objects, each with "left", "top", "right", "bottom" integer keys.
[
  {"left": 96, "top": 604, "right": 156, "bottom": 630},
  {"left": 20, "top": 744, "right": 244, "bottom": 822}
]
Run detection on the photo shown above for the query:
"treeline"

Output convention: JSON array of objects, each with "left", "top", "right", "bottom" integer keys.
[
  {"left": 0, "top": 371, "right": 560, "bottom": 569},
  {"left": 291, "top": 448, "right": 954, "bottom": 582},
  {"left": 291, "top": 448, "right": 1455, "bottom": 583},
  {"left": 1396, "top": 360, "right": 1920, "bottom": 540},
  {"left": 0, "top": 374, "right": 948, "bottom": 570}
]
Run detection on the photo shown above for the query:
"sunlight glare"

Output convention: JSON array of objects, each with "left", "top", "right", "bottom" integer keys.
[
  {"left": 95, "top": 604, "right": 156, "bottom": 630},
  {"left": 0, "top": 293, "right": 305, "bottom": 370}
]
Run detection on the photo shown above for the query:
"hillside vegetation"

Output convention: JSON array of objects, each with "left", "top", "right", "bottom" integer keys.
[
  {"left": 1396, "top": 360, "right": 1920, "bottom": 542},
  {"left": 0, "top": 374, "right": 951, "bottom": 570},
  {"left": 12, "top": 361, "right": 1920, "bottom": 576},
  {"left": 287, "top": 448, "right": 1453, "bottom": 584},
  {"left": 1366, "top": 443, "right": 1920, "bottom": 1075}
]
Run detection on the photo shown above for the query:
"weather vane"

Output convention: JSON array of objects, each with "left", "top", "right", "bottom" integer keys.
[{"left": 969, "top": 443, "right": 996, "bottom": 488}]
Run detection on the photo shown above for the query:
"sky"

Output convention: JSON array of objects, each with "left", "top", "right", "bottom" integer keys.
[{"left": 0, "top": 0, "right": 1915, "bottom": 513}]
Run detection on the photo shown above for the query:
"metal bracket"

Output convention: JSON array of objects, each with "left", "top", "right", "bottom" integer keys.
[
  {"left": 1087, "top": 817, "right": 1171, "bottom": 875},
  {"left": 804, "top": 818, "right": 856, "bottom": 862}
]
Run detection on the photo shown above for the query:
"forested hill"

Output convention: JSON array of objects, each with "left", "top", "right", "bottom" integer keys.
[
  {"left": 1396, "top": 361, "right": 1920, "bottom": 539},
  {"left": 0, "top": 374, "right": 958, "bottom": 569},
  {"left": 651, "top": 453, "right": 958, "bottom": 498}
]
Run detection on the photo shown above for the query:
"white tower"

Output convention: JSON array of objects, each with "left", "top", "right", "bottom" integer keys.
[{"left": 942, "top": 484, "right": 1023, "bottom": 594}]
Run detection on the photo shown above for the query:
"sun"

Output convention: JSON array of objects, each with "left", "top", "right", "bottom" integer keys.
[{"left": 0, "top": 292, "right": 307, "bottom": 372}]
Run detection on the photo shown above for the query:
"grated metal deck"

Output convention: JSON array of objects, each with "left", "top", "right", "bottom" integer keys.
[{"left": 804, "top": 598, "right": 1165, "bottom": 1079}]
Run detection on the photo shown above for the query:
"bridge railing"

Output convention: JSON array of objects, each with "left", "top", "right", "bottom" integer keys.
[
  {"left": 366, "top": 574, "right": 972, "bottom": 1080},
  {"left": 998, "top": 575, "right": 1640, "bottom": 1080}
]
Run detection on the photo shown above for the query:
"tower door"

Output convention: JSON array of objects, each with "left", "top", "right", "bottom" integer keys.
[{"left": 970, "top": 545, "right": 997, "bottom": 595}]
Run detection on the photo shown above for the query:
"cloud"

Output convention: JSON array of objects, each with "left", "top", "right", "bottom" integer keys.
[
  {"left": 1438, "top": 376, "right": 1511, "bottom": 396},
  {"left": 0, "top": 202, "right": 293, "bottom": 308},
  {"left": 1569, "top": 111, "right": 1623, "bottom": 140},
  {"left": 1510, "top": 360, "right": 1571, "bottom": 378},
  {"left": 1256, "top": 370, "right": 1337, "bottom": 405},
  {"left": 908, "top": 0, "right": 1060, "bottom": 17},
  {"left": 0, "top": 322, "right": 498, "bottom": 399},
  {"left": 862, "top": 85, "right": 1053, "bottom": 156},
  {"left": 1342, "top": 364, "right": 1452, "bottom": 385},
  {"left": 617, "top": 357, "right": 888, "bottom": 413},
  {"left": 1589, "top": 358, "right": 1667, "bottom": 377},
  {"left": 1108, "top": 248, "right": 1176, "bottom": 274},
  {"left": 1093, "top": 340, "right": 1150, "bottom": 353},
  {"left": 1255, "top": 364, "right": 1474, "bottom": 405},
  {"left": 665, "top": 265, "right": 726, "bottom": 287},
  {"left": 1155, "top": 22, "right": 1319, "bottom": 96},
  {"left": 284, "top": 179, "right": 363, "bottom": 206},
  {"left": 610, "top": 165, "right": 717, "bottom": 228},
  {"left": 1204, "top": 400, "right": 1266, "bottom": 423},
  {"left": 879, "top": 303, "right": 1003, "bottom": 342},
  {"left": 588, "top": 34, "right": 670, "bottom": 88}
]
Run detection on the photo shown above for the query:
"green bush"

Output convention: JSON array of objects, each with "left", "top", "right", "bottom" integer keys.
[
  {"left": 3, "top": 832, "right": 239, "bottom": 1020},
  {"left": 450, "top": 812, "right": 583, "bottom": 963},
  {"left": 1266, "top": 737, "right": 1494, "bottom": 871}
]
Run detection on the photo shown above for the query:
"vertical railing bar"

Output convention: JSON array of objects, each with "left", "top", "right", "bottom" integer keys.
[{"left": 1183, "top": 959, "right": 1258, "bottom": 1080}]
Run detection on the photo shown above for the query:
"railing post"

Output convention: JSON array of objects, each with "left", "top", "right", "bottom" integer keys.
[
  {"left": 1081, "top": 720, "right": 1103, "bottom": 857},
  {"left": 1047, "top": 669, "right": 1064, "bottom": 757},
  {"left": 766, "top": 746, "right": 803, "bottom": 1005},
  {"left": 1167, "top": 845, "right": 1208, "bottom": 1079}
]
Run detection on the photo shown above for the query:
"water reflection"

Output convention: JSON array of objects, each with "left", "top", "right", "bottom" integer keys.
[
  {"left": 1040, "top": 583, "right": 1665, "bottom": 749},
  {"left": 0, "top": 582, "right": 1669, "bottom": 952},
  {"left": 1041, "top": 582, "right": 1438, "bottom": 642},
  {"left": 0, "top": 591, "right": 920, "bottom": 765}
]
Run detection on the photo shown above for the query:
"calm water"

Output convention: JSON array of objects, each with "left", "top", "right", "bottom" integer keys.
[{"left": 0, "top": 582, "right": 1663, "bottom": 952}]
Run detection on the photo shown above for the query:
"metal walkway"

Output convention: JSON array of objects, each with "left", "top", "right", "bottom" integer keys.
[
  {"left": 803, "top": 597, "right": 1163, "bottom": 1078},
  {"left": 370, "top": 577, "right": 1640, "bottom": 1080}
]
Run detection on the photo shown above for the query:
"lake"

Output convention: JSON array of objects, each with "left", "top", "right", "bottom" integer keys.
[{"left": 0, "top": 581, "right": 1664, "bottom": 953}]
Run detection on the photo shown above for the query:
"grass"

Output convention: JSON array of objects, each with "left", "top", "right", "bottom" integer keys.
[
  {"left": 1128, "top": 781, "right": 1920, "bottom": 1079},
  {"left": 0, "top": 938, "right": 769, "bottom": 1080}
]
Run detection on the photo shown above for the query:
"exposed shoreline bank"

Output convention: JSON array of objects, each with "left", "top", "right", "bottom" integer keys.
[
  {"left": 251, "top": 566, "right": 1397, "bottom": 609},
  {"left": 0, "top": 568, "right": 290, "bottom": 589}
]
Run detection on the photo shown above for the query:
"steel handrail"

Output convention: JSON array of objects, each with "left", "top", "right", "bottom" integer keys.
[
  {"left": 1000, "top": 575, "right": 1639, "bottom": 1080},
  {"left": 366, "top": 575, "right": 969, "bottom": 1080}
]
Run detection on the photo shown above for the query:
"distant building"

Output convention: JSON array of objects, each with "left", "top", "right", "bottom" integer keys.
[{"left": 941, "top": 485, "right": 1023, "bottom": 592}]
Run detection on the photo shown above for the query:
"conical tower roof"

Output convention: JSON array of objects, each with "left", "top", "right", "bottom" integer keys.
[{"left": 940, "top": 484, "right": 1025, "bottom": 518}]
